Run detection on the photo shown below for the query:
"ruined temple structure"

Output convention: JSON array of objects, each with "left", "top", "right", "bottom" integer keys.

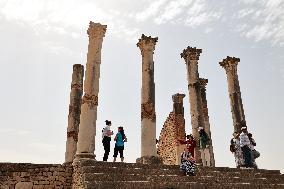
[
  {"left": 2, "top": 21, "right": 284, "bottom": 189},
  {"left": 157, "top": 93, "right": 186, "bottom": 165},
  {"left": 65, "top": 64, "right": 84, "bottom": 163},
  {"left": 220, "top": 56, "right": 246, "bottom": 133}
]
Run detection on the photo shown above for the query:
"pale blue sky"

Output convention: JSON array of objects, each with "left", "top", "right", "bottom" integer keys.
[{"left": 0, "top": 0, "right": 283, "bottom": 173}]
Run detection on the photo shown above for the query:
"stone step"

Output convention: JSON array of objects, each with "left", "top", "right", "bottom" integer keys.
[
  {"left": 79, "top": 160, "right": 281, "bottom": 175},
  {"left": 83, "top": 172, "right": 284, "bottom": 185},
  {"left": 84, "top": 181, "right": 284, "bottom": 189},
  {"left": 81, "top": 165, "right": 283, "bottom": 179}
]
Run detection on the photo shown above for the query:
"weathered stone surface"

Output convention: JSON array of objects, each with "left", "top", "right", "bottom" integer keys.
[
  {"left": 15, "top": 182, "right": 33, "bottom": 189},
  {"left": 219, "top": 56, "right": 246, "bottom": 133},
  {"left": 76, "top": 22, "right": 107, "bottom": 160},
  {"left": 181, "top": 46, "right": 205, "bottom": 163},
  {"left": 137, "top": 34, "right": 158, "bottom": 159},
  {"left": 199, "top": 78, "right": 215, "bottom": 167},
  {"left": 157, "top": 93, "right": 186, "bottom": 165},
  {"left": 0, "top": 163, "right": 72, "bottom": 189},
  {"left": 65, "top": 64, "right": 84, "bottom": 163}
]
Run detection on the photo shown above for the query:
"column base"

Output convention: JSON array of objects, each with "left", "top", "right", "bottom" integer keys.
[
  {"left": 136, "top": 156, "right": 163, "bottom": 165},
  {"left": 74, "top": 152, "right": 96, "bottom": 162}
]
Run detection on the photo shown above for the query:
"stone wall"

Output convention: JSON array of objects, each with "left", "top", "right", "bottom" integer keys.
[
  {"left": 0, "top": 163, "right": 73, "bottom": 189},
  {"left": 157, "top": 112, "right": 186, "bottom": 165}
]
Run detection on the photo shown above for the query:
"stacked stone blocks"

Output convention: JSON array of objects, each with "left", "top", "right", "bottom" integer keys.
[{"left": 0, "top": 163, "right": 73, "bottom": 189}]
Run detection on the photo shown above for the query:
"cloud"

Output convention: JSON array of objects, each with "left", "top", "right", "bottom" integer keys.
[
  {"left": 0, "top": 0, "right": 140, "bottom": 42},
  {"left": 135, "top": 0, "right": 169, "bottom": 22},
  {"left": 185, "top": 0, "right": 221, "bottom": 28},
  {"left": 1, "top": 0, "right": 284, "bottom": 46},
  {"left": 154, "top": 0, "right": 193, "bottom": 24},
  {"left": 135, "top": 0, "right": 222, "bottom": 31},
  {"left": 236, "top": 0, "right": 284, "bottom": 46}
]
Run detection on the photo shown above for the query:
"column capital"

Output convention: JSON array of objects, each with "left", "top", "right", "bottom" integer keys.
[
  {"left": 199, "top": 78, "right": 208, "bottom": 89},
  {"left": 172, "top": 93, "right": 185, "bottom": 103},
  {"left": 219, "top": 56, "right": 240, "bottom": 71},
  {"left": 137, "top": 34, "right": 158, "bottom": 52},
  {"left": 180, "top": 46, "right": 202, "bottom": 62},
  {"left": 87, "top": 21, "right": 107, "bottom": 39}
]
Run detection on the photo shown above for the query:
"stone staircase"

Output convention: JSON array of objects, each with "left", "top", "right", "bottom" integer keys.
[{"left": 73, "top": 159, "right": 284, "bottom": 189}]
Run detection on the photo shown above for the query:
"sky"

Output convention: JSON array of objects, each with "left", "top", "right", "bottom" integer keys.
[{"left": 0, "top": 0, "right": 284, "bottom": 173}]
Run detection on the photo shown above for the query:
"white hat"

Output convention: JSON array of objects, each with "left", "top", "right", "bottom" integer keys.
[
  {"left": 198, "top": 127, "right": 204, "bottom": 131},
  {"left": 241, "top": 126, "right": 247, "bottom": 130}
]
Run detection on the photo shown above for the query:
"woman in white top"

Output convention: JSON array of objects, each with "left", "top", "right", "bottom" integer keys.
[{"left": 102, "top": 120, "right": 113, "bottom": 161}]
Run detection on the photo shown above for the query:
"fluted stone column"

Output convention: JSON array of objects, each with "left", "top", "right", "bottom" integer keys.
[
  {"left": 180, "top": 46, "right": 205, "bottom": 163},
  {"left": 220, "top": 56, "right": 246, "bottom": 133},
  {"left": 199, "top": 78, "right": 215, "bottom": 167},
  {"left": 65, "top": 64, "right": 84, "bottom": 163},
  {"left": 75, "top": 22, "right": 107, "bottom": 160},
  {"left": 137, "top": 34, "right": 159, "bottom": 162}
]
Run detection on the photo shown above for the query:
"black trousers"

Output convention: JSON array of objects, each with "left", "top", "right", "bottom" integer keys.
[
  {"left": 113, "top": 145, "right": 124, "bottom": 158},
  {"left": 241, "top": 145, "right": 253, "bottom": 167},
  {"left": 102, "top": 136, "right": 111, "bottom": 161}
]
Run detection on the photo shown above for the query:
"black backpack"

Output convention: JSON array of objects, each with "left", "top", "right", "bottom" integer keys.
[{"left": 230, "top": 138, "right": 236, "bottom": 152}]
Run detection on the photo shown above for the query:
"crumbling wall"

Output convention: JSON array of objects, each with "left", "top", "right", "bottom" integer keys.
[
  {"left": 0, "top": 163, "right": 73, "bottom": 189},
  {"left": 157, "top": 113, "right": 185, "bottom": 165}
]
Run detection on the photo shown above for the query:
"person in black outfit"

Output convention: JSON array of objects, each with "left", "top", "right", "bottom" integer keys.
[{"left": 102, "top": 120, "right": 113, "bottom": 161}]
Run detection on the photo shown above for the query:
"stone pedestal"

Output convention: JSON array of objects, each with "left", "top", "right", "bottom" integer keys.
[
  {"left": 137, "top": 34, "right": 159, "bottom": 162},
  {"left": 75, "top": 22, "right": 107, "bottom": 160},
  {"left": 180, "top": 46, "right": 205, "bottom": 163},
  {"left": 65, "top": 64, "right": 84, "bottom": 163},
  {"left": 220, "top": 56, "right": 246, "bottom": 133},
  {"left": 199, "top": 78, "right": 215, "bottom": 167}
]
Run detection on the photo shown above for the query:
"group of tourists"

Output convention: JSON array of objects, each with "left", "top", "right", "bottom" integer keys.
[
  {"left": 102, "top": 120, "right": 127, "bottom": 162},
  {"left": 101, "top": 120, "right": 260, "bottom": 174},
  {"left": 178, "top": 127, "right": 211, "bottom": 176},
  {"left": 230, "top": 126, "right": 260, "bottom": 168}
]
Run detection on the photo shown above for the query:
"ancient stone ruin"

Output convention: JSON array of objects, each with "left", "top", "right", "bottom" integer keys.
[
  {"left": 220, "top": 56, "right": 246, "bottom": 133},
  {"left": 157, "top": 93, "right": 186, "bottom": 165},
  {"left": 65, "top": 64, "right": 84, "bottom": 163},
  {"left": 136, "top": 34, "right": 160, "bottom": 164},
  {"left": 1, "top": 21, "right": 284, "bottom": 189}
]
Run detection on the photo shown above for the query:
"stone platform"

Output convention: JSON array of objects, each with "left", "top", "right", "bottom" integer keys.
[{"left": 1, "top": 161, "right": 284, "bottom": 189}]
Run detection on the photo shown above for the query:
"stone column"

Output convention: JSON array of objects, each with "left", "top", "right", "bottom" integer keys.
[
  {"left": 137, "top": 34, "right": 159, "bottom": 162},
  {"left": 75, "top": 22, "right": 107, "bottom": 160},
  {"left": 65, "top": 64, "right": 84, "bottom": 163},
  {"left": 219, "top": 56, "right": 246, "bottom": 133},
  {"left": 199, "top": 78, "right": 215, "bottom": 167},
  {"left": 172, "top": 93, "right": 186, "bottom": 116},
  {"left": 180, "top": 46, "right": 205, "bottom": 163},
  {"left": 172, "top": 93, "right": 186, "bottom": 165}
]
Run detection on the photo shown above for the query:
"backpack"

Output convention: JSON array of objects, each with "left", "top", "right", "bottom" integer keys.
[{"left": 230, "top": 138, "right": 236, "bottom": 152}]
